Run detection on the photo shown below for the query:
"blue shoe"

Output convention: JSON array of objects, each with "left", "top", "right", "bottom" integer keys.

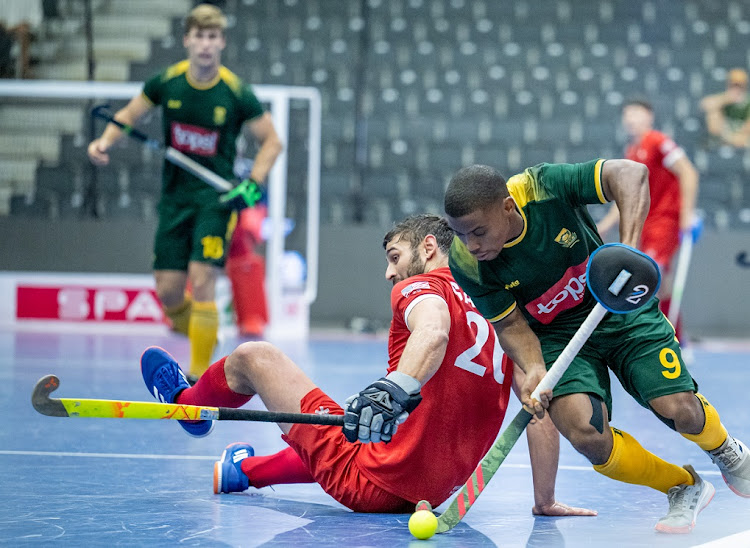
[
  {"left": 213, "top": 443, "right": 254, "bottom": 494},
  {"left": 140, "top": 346, "right": 214, "bottom": 438}
]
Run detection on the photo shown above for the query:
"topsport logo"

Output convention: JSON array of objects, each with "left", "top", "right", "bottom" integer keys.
[
  {"left": 526, "top": 258, "right": 588, "bottom": 324},
  {"left": 170, "top": 122, "right": 219, "bottom": 156}
]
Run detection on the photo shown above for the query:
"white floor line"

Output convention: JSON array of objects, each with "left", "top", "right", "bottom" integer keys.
[
  {"left": 693, "top": 338, "right": 750, "bottom": 352},
  {"left": 0, "top": 450, "right": 215, "bottom": 460},
  {"left": 502, "top": 462, "right": 722, "bottom": 476},
  {"left": 0, "top": 450, "right": 723, "bottom": 476},
  {"left": 692, "top": 529, "right": 750, "bottom": 547}
]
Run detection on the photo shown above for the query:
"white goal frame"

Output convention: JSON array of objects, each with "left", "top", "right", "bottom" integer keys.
[{"left": 0, "top": 80, "right": 321, "bottom": 339}]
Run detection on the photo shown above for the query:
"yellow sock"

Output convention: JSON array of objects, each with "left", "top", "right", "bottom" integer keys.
[
  {"left": 164, "top": 296, "right": 192, "bottom": 336},
  {"left": 681, "top": 393, "right": 728, "bottom": 451},
  {"left": 188, "top": 300, "right": 218, "bottom": 378},
  {"left": 593, "top": 427, "right": 693, "bottom": 493}
]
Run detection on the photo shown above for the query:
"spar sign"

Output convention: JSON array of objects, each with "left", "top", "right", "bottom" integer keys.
[
  {"left": 17, "top": 286, "right": 163, "bottom": 322},
  {"left": 0, "top": 272, "right": 167, "bottom": 328}
]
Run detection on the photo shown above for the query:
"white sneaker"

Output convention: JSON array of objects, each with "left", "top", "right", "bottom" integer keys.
[
  {"left": 654, "top": 465, "right": 715, "bottom": 534},
  {"left": 707, "top": 436, "right": 750, "bottom": 497}
]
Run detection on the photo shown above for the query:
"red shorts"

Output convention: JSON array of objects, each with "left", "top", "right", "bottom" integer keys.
[
  {"left": 281, "top": 388, "right": 413, "bottom": 513},
  {"left": 641, "top": 215, "right": 679, "bottom": 271}
]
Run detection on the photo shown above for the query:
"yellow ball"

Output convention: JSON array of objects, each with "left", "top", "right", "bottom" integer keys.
[{"left": 408, "top": 509, "right": 438, "bottom": 540}]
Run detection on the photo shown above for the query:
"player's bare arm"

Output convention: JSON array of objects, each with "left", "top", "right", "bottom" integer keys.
[
  {"left": 595, "top": 203, "right": 620, "bottom": 237},
  {"left": 600, "top": 159, "right": 650, "bottom": 248},
  {"left": 699, "top": 91, "right": 729, "bottom": 113},
  {"left": 493, "top": 308, "right": 550, "bottom": 418},
  {"left": 668, "top": 155, "right": 699, "bottom": 231},
  {"left": 245, "top": 112, "right": 283, "bottom": 183},
  {"left": 700, "top": 92, "right": 737, "bottom": 138},
  {"left": 741, "top": 117, "right": 750, "bottom": 137},
  {"left": 341, "top": 282, "right": 442, "bottom": 445},
  {"left": 342, "top": 283, "right": 449, "bottom": 444},
  {"left": 87, "top": 94, "right": 152, "bottom": 166},
  {"left": 512, "top": 365, "right": 598, "bottom": 517},
  {"left": 723, "top": 118, "right": 750, "bottom": 147},
  {"left": 394, "top": 296, "right": 450, "bottom": 384}
]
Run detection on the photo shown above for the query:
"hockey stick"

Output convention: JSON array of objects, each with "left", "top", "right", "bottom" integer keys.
[
  {"left": 31, "top": 374, "right": 344, "bottom": 426},
  {"left": 667, "top": 235, "right": 691, "bottom": 325},
  {"left": 92, "top": 104, "right": 234, "bottom": 192},
  {"left": 667, "top": 226, "right": 699, "bottom": 325},
  {"left": 416, "top": 243, "right": 661, "bottom": 534}
]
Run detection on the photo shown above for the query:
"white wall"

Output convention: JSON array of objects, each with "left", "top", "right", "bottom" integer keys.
[{"left": 2, "top": 218, "right": 749, "bottom": 336}]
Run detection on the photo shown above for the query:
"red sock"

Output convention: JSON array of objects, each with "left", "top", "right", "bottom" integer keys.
[
  {"left": 241, "top": 446, "right": 315, "bottom": 488},
  {"left": 176, "top": 357, "right": 252, "bottom": 408}
]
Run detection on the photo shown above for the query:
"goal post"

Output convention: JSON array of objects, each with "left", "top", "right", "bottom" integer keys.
[{"left": 0, "top": 80, "right": 321, "bottom": 339}]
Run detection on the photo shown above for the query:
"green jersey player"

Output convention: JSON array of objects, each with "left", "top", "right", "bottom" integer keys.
[
  {"left": 88, "top": 4, "right": 282, "bottom": 382},
  {"left": 444, "top": 159, "right": 750, "bottom": 533}
]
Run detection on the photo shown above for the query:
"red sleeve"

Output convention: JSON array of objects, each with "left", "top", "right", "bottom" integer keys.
[
  {"left": 390, "top": 277, "right": 448, "bottom": 331},
  {"left": 649, "top": 131, "right": 682, "bottom": 167}
]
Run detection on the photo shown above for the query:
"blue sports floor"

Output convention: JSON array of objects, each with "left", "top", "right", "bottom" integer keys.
[{"left": 1, "top": 327, "right": 749, "bottom": 547}]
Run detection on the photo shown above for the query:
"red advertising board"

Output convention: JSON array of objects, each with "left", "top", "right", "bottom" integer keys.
[{"left": 16, "top": 286, "right": 165, "bottom": 323}]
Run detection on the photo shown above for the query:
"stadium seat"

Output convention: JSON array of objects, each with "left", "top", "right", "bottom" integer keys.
[{"left": 4, "top": 0, "right": 743, "bottom": 227}]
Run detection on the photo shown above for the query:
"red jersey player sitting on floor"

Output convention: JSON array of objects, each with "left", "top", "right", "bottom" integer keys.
[
  {"left": 140, "top": 214, "right": 596, "bottom": 515},
  {"left": 597, "top": 99, "right": 699, "bottom": 339}
]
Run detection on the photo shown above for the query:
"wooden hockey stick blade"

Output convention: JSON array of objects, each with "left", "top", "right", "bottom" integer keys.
[
  {"left": 31, "top": 375, "right": 344, "bottom": 426},
  {"left": 435, "top": 407, "right": 533, "bottom": 532}
]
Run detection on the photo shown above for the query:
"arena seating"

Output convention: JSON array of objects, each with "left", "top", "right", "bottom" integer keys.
[{"left": 3, "top": 0, "right": 749, "bottom": 228}]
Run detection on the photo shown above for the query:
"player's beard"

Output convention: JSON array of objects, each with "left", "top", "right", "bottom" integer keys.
[{"left": 406, "top": 249, "right": 427, "bottom": 278}]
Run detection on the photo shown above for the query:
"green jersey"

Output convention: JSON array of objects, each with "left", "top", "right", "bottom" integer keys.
[
  {"left": 142, "top": 60, "right": 265, "bottom": 200},
  {"left": 449, "top": 159, "right": 609, "bottom": 335},
  {"left": 723, "top": 99, "right": 750, "bottom": 130}
]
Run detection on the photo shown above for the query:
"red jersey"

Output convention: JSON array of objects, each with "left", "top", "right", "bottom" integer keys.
[
  {"left": 625, "top": 129, "right": 684, "bottom": 224},
  {"left": 355, "top": 267, "right": 513, "bottom": 505}
]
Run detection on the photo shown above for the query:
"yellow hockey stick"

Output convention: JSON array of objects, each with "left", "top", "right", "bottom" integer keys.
[{"left": 32, "top": 374, "right": 344, "bottom": 426}]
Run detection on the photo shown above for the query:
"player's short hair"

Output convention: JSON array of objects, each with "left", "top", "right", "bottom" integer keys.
[
  {"left": 184, "top": 3, "right": 227, "bottom": 34},
  {"left": 444, "top": 165, "right": 509, "bottom": 218},
  {"left": 383, "top": 214, "right": 454, "bottom": 255},
  {"left": 623, "top": 98, "right": 654, "bottom": 112}
]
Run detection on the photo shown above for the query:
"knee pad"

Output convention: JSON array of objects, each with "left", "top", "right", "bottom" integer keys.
[{"left": 588, "top": 393, "right": 605, "bottom": 434}]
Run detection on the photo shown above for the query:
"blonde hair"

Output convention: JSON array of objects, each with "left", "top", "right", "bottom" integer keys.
[
  {"left": 728, "top": 68, "right": 748, "bottom": 86},
  {"left": 184, "top": 3, "right": 227, "bottom": 34}
]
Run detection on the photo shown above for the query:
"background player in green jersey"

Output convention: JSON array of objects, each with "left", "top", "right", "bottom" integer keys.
[
  {"left": 87, "top": 4, "right": 282, "bottom": 382},
  {"left": 700, "top": 68, "right": 750, "bottom": 148},
  {"left": 444, "top": 159, "right": 750, "bottom": 534}
]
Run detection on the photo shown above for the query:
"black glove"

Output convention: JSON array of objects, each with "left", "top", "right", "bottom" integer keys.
[
  {"left": 343, "top": 372, "right": 422, "bottom": 443},
  {"left": 219, "top": 178, "right": 263, "bottom": 210}
]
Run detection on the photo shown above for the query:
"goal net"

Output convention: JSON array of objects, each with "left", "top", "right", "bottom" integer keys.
[{"left": 0, "top": 80, "right": 321, "bottom": 339}]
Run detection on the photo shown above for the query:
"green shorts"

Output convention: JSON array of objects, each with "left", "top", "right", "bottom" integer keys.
[
  {"left": 153, "top": 197, "right": 233, "bottom": 270},
  {"left": 539, "top": 299, "right": 698, "bottom": 420}
]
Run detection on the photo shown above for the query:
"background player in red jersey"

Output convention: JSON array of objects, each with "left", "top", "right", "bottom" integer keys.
[
  {"left": 141, "top": 214, "right": 595, "bottom": 516},
  {"left": 598, "top": 99, "right": 699, "bottom": 337},
  {"left": 87, "top": 4, "right": 282, "bottom": 382}
]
